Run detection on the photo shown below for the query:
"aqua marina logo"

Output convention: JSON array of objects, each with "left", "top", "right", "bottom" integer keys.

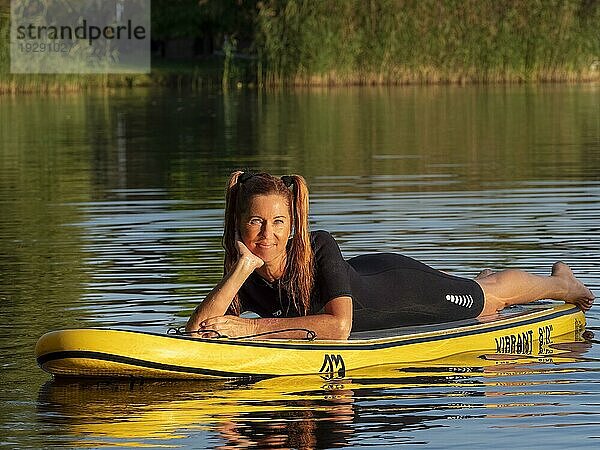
[
  {"left": 319, "top": 354, "right": 346, "bottom": 379},
  {"left": 10, "top": 0, "right": 150, "bottom": 74}
]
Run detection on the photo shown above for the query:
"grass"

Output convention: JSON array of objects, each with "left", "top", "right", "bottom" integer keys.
[{"left": 0, "top": 57, "right": 233, "bottom": 94}]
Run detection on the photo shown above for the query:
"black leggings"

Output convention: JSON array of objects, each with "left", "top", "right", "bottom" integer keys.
[{"left": 348, "top": 253, "right": 485, "bottom": 332}]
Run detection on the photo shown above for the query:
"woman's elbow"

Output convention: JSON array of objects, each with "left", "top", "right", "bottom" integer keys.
[
  {"left": 185, "top": 316, "right": 199, "bottom": 333},
  {"left": 185, "top": 306, "right": 204, "bottom": 333},
  {"left": 330, "top": 318, "right": 351, "bottom": 340},
  {"left": 322, "top": 297, "right": 353, "bottom": 339},
  {"left": 342, "top": 319, "right": 352, "bottom": 339}
]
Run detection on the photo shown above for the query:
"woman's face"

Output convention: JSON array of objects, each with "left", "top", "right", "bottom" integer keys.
[{"left": 239, "top": 194, "right": 292, "bottom": 264}]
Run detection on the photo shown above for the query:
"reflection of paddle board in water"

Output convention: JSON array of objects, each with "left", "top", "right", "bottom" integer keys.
[
  {"left": 35, "top": 304, "right": 586, "bottom": 380},
  {"left": 37, "top": 345, "right": 590, "bottom": 448}
]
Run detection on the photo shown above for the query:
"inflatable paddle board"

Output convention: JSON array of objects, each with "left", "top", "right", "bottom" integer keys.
[{"left": 35, "top": 304, "right": 586, "bottom": 380}]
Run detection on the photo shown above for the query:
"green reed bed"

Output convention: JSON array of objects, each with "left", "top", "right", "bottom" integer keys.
[
  {"left": 255, "top": 0, "right": 599, "bottom": 85},
  {"left": 1, "top": 0, "right": 598, "bottom": 92}
]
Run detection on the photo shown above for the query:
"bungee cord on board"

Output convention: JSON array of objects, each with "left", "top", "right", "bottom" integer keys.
[{"left": 166, "top": 326, "right": 317, "bottom": 341}]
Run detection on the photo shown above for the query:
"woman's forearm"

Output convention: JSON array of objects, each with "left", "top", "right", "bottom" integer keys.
[
  {"left": 197, "top": 297, "right": 353, "bottom": 340},
  {"left": 185, "top": 260, "right": 255, "bottom": 332},
  {"left": 250, "top": 314, "right": 352, "bottom": 340}
]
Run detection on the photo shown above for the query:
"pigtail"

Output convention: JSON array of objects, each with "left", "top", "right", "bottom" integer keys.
[
  {"left": 284, "top": 174, "right": 314, "bottom": 315},
  {"left": 223, "top": 170, "right": 244, "bottom": 315}
]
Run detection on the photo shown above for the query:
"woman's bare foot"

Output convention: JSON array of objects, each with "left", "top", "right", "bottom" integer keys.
[
  {"left": 475, "top": 269, "right": 495, "bottom": 280},
  {"left": 551, "top": 262, "right": 595, "bottom": 311}
]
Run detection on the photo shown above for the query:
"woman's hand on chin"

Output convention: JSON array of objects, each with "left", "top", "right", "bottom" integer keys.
[
  {"left": 235, "top": 239, "right": 264, "bottom": 270},
  {"left": 196, "top": 315, "right": 257, "bottom": 338}
]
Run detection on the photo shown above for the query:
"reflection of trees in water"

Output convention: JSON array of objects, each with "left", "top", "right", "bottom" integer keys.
[
  {"left": 59, "top": 86, "right": 600, "bottom": 200},
  {"left": 259, "top": 86, "right": 600, "bottom": 188},
  {"left": 0, "top": 95, "right": 92, "bottom": 338}
]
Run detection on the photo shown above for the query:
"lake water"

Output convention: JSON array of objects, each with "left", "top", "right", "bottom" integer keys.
[{"left": 1, "top": 84, "right": 599, "bottom": 448}]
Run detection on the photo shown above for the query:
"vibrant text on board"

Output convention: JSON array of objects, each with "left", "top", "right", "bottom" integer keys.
[{"left": 495, "top": 325, "right": 554, "bottom": 355}]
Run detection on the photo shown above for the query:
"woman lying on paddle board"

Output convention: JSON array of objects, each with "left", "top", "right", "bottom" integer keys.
[{"left": 186, "top": 171, "right": 594, "bottom": 339}]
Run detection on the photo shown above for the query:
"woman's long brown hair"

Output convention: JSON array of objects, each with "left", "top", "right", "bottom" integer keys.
[{"left": 223, "top": 171, "right": 314, "bottom": 315}]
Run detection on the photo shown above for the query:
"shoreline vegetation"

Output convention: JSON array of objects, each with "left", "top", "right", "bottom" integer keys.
[{"left": 1, "top": 0, "right": 598, "bottom": 93}]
